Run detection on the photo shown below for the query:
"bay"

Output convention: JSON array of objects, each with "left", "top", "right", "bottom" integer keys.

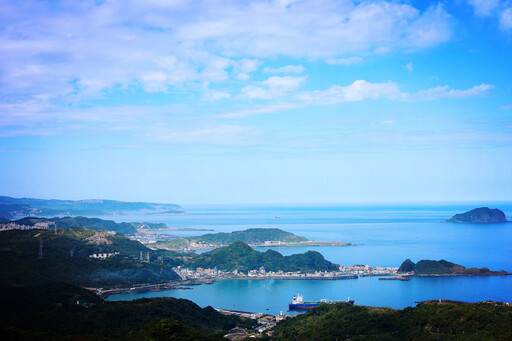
[
  {"left": 106, "top": 276, "right": 512, "bottom": 315},
  {"left": 105, "top": 204, "right": 512, "bottom": 312}
]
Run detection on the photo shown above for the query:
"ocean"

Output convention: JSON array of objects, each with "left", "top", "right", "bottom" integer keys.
[{"left": 105, "top": 204, "right": 512, "bottom": 312}]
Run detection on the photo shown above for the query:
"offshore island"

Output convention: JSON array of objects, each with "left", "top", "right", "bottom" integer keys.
[{"left": 447, "top": 207, "right": 508, "bottom": 223}]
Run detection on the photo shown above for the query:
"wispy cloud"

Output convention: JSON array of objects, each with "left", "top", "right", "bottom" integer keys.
[
  {"left": 223, "top": 80, "right": 494, "bottom": 117},
  {"left": 240, "top": 76, "right": 306, "bottom": 100},
  {"left": 326, "top": 57, "right": 363, "bottom": 66},
  {"left": 263, "top": 65, "right": 305, "bottom": 74},
  {"left": 468, "top": 0, "right": 512, "bottom": 31}
]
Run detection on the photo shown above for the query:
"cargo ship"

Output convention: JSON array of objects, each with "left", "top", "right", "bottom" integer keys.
[{"left": 288, "top": 294, "right": 354, "bottom": 310}]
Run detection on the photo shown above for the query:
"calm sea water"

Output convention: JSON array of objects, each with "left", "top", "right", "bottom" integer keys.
[{"left": 105, "top": 204, "right": 512, "bottom": 310}]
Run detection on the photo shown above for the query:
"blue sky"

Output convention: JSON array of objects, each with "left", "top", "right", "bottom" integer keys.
[{"left": 1, "top": 0, "right": 512, "bottom": 205}]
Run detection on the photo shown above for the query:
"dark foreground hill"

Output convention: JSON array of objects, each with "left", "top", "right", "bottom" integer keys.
[
  {"left": 188, "top": 241, "right": 338, "bottom": 273},
  {"left": 270, "top": 301, "right": 512, "bottom": 340},
  {"left": 447, "top": 207, "right": 508, "bottom": 223},
  {"left": 0, "top": 283, "right": 253, "bottom": 340}
]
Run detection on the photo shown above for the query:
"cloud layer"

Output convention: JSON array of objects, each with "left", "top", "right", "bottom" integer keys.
[{"left": 0, "top": 0, "right": 454, "bottom": 102}]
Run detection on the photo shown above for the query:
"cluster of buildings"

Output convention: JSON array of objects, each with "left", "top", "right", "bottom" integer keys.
[
  {"left": 218, "top": 309, "right": 289, "bottom": 340},
  {"left": 0, "top": 221, "right": 55, "bottom": 232},
  {"left": 85, "top": 231, "right": 116, "bottom": 245},
  {"left": 173, "top": 265, "right": 398, "bottom": 281},
  {"left": 340, "top": 264, "right": 399, "bottom": 275},
  {"left": 89, "top": 252, "right": 120, "bottom": 259}
]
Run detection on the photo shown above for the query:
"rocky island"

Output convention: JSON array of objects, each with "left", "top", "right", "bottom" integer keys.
[
  {"left": 447, "top": 207, "right": 508, "bottom": 223},
  {"left": 398, "top": 259, "right": 509, "bottom": 276}
]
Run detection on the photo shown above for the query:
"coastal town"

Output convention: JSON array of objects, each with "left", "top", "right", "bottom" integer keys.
[{"left": 173, "top": 264, "right": 399, "bottom": 281}]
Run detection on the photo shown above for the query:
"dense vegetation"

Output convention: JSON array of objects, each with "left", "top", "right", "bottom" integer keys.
[
  {"left": 398, "top": 259, "right": 509, "bottom": 275},
  {"left": 0, "top": 228, "right": 183, "bottom": 287},
  {"left": 187, "top": 228, "right": 308, "bottom": 244},
  {"left": 447, "top": 207, "right": 508, "bottom": 223},
  {"left": 6, "top": 216, "right": 170, "bottom": 235},
  {"left": 0, "top": 195, "right": 184, "bottom": 219},
  {"left": 188, "top": 241, "right": 338, "bottom": 272},
  {"left": 270, "top": 301, "right": 512, "bottom": 340},
  {"left": 0, "top": 283, "right": 252, "bottom": 340}
]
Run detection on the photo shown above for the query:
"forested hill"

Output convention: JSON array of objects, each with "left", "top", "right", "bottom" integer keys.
[
  {"left": 187, "top": 228, "right": 308, "bottom": 245},
  {"left": 0, "top": 282, "right": 253, "bottom": 340},
  {"left": 0, "top": 227, "right": 183, "bottom": 287},
  {"left": 5, "top": 216, "right": 168, "bottom": 235},
  {"left": 0, "top": 195, "right": 184, "bottom": 219},
  {"left": 187, "top": 241, "right": 338, "bottom": 273},
  {"left": 398, "top": 259, "right": 508, "bottom": 276},
  {"left": 271, "top": 301, "right": 512, "bottom": 340}
]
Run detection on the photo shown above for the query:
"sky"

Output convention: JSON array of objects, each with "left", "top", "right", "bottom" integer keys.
[{"left": 1, "top": 0, "right": 512, "bottom": 205}]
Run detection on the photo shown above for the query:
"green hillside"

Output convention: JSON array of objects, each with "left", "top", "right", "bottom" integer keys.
[
  {"left": 188, "top": 241, "right": 338, "bottom": 273},
  {"left": 398, "top": 259, "right": 509, "bottom": 275},
  {"left": 0, "top": 228, "right": 183, "bottom": 287},
  {"left": 271, "top": 301, "right": 512, "bottom": 340},
  {"left": 7, "top": 216, "right": 169, "bottom": 235},
  {"left": 187, "top": 228, "right": 308, "bottom": 244}
]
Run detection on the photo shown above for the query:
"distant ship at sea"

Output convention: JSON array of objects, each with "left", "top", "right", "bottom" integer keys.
[{"left": 288, "top": 294, "right": 354, "bottom": 310}]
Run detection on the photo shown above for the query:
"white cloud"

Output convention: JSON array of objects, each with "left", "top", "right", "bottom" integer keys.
[
  {"left": 406, "top": 83, "right": 493, "bottom": 101},
  {"left": 263, "top": 65, "right": 305, "bottom": 74},
  {"left": 325, "top": 57, "right": 363, "bottom": 65},
  {"left": 0, "top": 0, "right": 455, "bottom": 101},
  {"left": 406, "top": 62, "right": 413, "bottom": 72},
  {"left": 297, "top": 80, "right": 402, "bottom": 105},
  {"left": 234, "top": 59, "right": 262, "bottom": 80},
  {"left": 202, "top": 82, "right": 231, "bottom": 101},
  {"left": 240, "top": 76, "right": 306, "bottom": 99},
  {"left": 226, "top": 81, "right": 494, "bottom": 117},
  {"left": 468, "top": 0, "right": 512, "bottom": 31},
  {"left": 500, "top": 7, "right": 512, "bottom": 30},
  {"left": 468, "top": 0, "right": 501, "bottom": 17}
]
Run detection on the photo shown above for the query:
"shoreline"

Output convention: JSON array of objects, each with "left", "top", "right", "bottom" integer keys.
[{"left": 98, "top": 273, "right": 511, "bottom": 299}]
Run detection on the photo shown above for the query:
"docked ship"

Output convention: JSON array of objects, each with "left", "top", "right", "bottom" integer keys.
[{"left": 288, "top": 294, "right": 354, "bottom": 310}]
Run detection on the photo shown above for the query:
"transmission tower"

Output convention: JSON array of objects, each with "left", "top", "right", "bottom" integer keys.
[
  {"left": 38, "top": 238, "right": 43, "bottom": 259},
  {"left": 146, "top": 252, "right": 150, "bottom": 263}
]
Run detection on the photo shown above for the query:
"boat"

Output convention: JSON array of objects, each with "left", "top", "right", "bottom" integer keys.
[
  {"left": 288, "top": 294, "right": 355, "bottom": 310},
  {"left": 288, "top": 294, "right": 321, "bottom": 310}
]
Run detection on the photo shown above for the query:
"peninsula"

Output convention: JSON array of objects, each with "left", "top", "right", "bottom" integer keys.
[
  {"left": 447, "top": 207, "right": 508, "bottom": 223},
  {"left": 397, "top": 259, "right": 509, "bottom": 276},
  {"left": 147, "top": 228, "right": 352, "bottom": 251},
  {"left": 0, "top": 195, "right": 184, "bottom": 219}
]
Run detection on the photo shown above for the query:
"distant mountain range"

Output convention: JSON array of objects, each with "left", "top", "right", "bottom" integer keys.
[{"left": 0, "top": 196, "right": 184, "bottom": 220}]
